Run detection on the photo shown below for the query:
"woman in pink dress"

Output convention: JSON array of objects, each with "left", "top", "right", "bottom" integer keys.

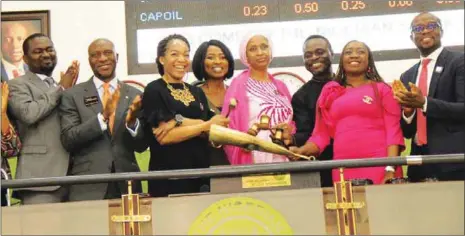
[
  {"left": 291, "top": 41, "right": 404, "bottom": 184},
  {"left": 221, "top": 34, "right": 295, "bottom": 165}
]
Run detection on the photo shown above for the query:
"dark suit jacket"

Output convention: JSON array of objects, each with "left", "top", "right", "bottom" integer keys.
[
  {"left": 1, "top": 62, "right": 28, "bottom": 82},
  {"left": 400, "top": 48, "right": 465, "bottom": 176},
  {"left": 59, "top": 78, "right": 148, "bottom": 201}
]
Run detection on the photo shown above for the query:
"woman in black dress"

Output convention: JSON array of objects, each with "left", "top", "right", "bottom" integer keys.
[
  {"left": 142, "top": 34, "right": 229, "bottom": 197},
  {"left": 192, "top": 40, "right": 235, "bottom": 166}
]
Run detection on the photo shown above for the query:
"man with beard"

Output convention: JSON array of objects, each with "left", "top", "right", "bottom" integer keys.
[
  {"left": 59, "top": 38, "right": 148, "bottom": 201},
  {"left": 7, "top": 33, "right": 77, "bottom": 204},
  {"left": 291, "top": 35, "right": 335, "bottom": 187},
  {"left": 395, "top": 12, "right": 464, "bottom": 181}
]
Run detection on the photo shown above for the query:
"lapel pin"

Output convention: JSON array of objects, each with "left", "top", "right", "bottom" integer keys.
[
  {"left": 125, "top": 96, "right": 129, "bottom": 99},
  {"left": 435, "top": 66, "right": 443, "bottom": 73}
]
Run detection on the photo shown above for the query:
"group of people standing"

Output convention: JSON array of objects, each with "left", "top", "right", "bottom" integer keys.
[{"left": 1, "top": 11, "right": 463, "bottom": 206}]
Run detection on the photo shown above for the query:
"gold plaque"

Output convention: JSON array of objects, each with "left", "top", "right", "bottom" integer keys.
[{"left": 242, "top": 173, "right": 291, "bottom": 188}]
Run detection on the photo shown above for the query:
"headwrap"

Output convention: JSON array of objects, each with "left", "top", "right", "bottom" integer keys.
[{"left": 239, "top": 33, "right": 273, "bottom": 68}]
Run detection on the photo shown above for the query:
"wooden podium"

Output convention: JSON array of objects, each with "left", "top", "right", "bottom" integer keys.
[{"left": 2, "top": 179, "right": 464, "bottom": 235}]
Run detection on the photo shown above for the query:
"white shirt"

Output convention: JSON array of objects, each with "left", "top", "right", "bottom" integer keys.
[
  {"left": 92, "top": 76, "right": 139, "bottom": 136},
  {"left": 35, "top": 73, "right": 57, "bottom": 87},
  {"left": 403, "top": 46, "right": 444, "bottom": 124},
  {"left": 2, "top": 59, "right": 25, "bottom": 79},
  {"left": 36, "top": 73, "right": 49, "bottom": 82}
]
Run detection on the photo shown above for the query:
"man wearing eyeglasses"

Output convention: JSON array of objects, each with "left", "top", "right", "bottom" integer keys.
[{"left": 394, "top": 12, "right": 464, "bottom": 182}]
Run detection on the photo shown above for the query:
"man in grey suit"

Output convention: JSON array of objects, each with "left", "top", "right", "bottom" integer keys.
[
  {"left": 7, "top": 33, "right": 78, "bottom": 204},
  {"left": 59, "top": 38, "right": 148, "bottom": 201}
]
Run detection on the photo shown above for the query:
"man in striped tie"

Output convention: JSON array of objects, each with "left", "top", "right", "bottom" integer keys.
[{"left": 394, "top": 12, "right": 464, "bottom": 182}]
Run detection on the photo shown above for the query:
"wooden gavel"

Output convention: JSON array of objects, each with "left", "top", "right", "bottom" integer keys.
[{"left": 247, "top": 114, "right": 286, "bottom": 147}]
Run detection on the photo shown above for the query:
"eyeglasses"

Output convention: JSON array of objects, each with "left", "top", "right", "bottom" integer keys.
[{"left": 411, "top": 22, "right": 441, "bottom": 33}]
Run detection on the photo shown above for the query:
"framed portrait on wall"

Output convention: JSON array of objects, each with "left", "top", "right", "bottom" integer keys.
[{"left": 1, "top": 10, "right": 50, "bottom": 82}]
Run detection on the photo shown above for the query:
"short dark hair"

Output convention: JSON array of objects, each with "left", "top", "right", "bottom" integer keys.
[
  {"left": 22, "top": 33, "right": 49, "bottom": 56},
  {"left": 156, "top": 34, "right": 190, "bottom": 76},
  {"left": 335, "top": 40, "right": 384, "bottom": 86},
  {"left": 192, "top": 40, "right": 234, "bottom": 81},
  {"left": 410, "top": 12, "right": 443, "bottom": 32},
  {"left": 303, "top": 35, "right": 334, "bottom": 56}
]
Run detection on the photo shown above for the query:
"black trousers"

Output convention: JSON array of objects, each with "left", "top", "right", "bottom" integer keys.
[
  {"left": 104, "top": 162, "right": 121, "bottom": 200},
  {"left": 408, "top": 145, "right": 465, "bottom": 182},
  {"left": 1, "top": 188, "right": 7, "bottom": 206}
]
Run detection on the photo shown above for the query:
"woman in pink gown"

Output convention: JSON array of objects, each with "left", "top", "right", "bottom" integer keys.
[{"left": 291, "top": 41, "right": 404, "bottom": 184}]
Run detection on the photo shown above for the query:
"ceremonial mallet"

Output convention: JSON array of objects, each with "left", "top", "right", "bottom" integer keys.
[
  {"left": 211, "top": 98, "right": 237, "bottom": 148},
  {"left": 225, "top": 98, "right": 237, "bottom": 118},
  {"left": 209, "top": 124, "right": 316, "bottom": 161}
]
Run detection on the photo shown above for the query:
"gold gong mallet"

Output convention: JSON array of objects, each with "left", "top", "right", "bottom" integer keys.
[{"left": 209, "top": 124, "right": 316, "bottom": 161}]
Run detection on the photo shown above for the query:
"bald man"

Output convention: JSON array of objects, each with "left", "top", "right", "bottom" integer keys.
[
  {"left": 59, "top": 38, "right": 148, "bottom": 201},
  {"left": 1, "top": 22, "right": 29, "bottom": 81}
]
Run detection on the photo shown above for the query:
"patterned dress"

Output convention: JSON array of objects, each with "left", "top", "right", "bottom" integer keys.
[
  {"left": 1, "top": 123, "right": 21, "bottom": 177},
  {"left": 246, "top": 78, "right": 293, "bottom": 163},
  {"left": 1, "top": 122, "right": 21, "bottom": 206}
]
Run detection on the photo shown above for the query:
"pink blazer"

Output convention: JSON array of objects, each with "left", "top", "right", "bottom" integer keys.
[{"left": 221, "top": 70, "right": 295, "bottom": 165}]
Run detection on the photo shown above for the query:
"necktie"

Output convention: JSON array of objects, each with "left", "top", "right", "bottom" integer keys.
[
  {"left": 102, "top": 83, "right": 116, "bottom": 134},
  {"left": 417, "top": 58, "right": 431, "bottom": 146},
  {"left": 12, "top": 69, "right": 20, "bottom": 78},
  {"left": 44, "top": 77, "right": 56, "bottom": 87}
]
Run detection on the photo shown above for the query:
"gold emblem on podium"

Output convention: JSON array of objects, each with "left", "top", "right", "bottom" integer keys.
[
  {"left": 111, "top": 181, "right": 151, "bottom": 235},
  {"left": 325, "top": 168, "right": 365, "bottom": 235}
]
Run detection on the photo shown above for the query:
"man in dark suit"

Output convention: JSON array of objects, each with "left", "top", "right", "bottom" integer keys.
[
  {"left": 395, "top": 12, "right": 464, "bottom": 182},
  {"left": 291, "top": 35, "right": 334, "bottom": 187},
  {"left": 1, "top": 22, "right": 29, "bottom": 82},
  {"left": 1, "top": 63, "right": 28, "bottom": 82},
  {"left": 59, "top": 38, "right": 148, "bottom": 201},
  {"left": 7, "top": 33, "right": 77, "bottom": 204}
]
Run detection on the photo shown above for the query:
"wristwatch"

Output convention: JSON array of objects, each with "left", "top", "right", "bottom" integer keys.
[
  {"left": 175, "top": 114, "right": 184, "bottom": 127},
  {"left": 385, "top": 166, "right": 395, "bottom": 172}
]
